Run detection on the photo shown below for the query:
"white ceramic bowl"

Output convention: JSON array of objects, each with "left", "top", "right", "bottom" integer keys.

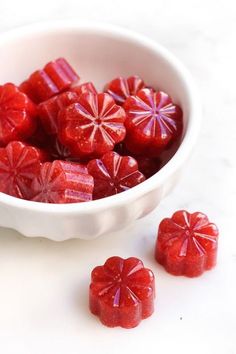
[{"left": 0, "top": 21, "right": 201, "bottom": 241}]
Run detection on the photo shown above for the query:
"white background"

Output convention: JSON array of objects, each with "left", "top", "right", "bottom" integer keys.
[{"left": 0, "top": 0, "right": 235, "bottom": 353}]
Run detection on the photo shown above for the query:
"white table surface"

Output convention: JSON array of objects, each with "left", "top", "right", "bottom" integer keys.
[{"left": 0, "top": 0, "right": 235, "bottom": 353}]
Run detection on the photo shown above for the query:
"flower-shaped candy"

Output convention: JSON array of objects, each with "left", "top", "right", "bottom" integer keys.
[
  {"left": 89, "top": 256, "right": 155, "bottom": 328},
  {"left": 0, "top": 83, "right": 37, "bottom": 146},
  {"left": 30, "top": 160, "right": 93, "bottom": 204},
  {"left": 20, "top": 58, "right": 79, "bottom": 103},
  {"left": 124, "top": 88, "right": 183, "bottom": 157},
  {"left": 72, "top": 82, "right": 97, "bottom": 97},
  {"left": 155, "top": 210, "right": 219, "bottom": 277},
  {"left": 87, "top": 151, "right": 145, "bottom": 199},
  {"left": 58, "top": 93, "right": 126, "bottom": 158},
  {"left": 38, "top": 83, "right": 97, "bottom": 135},
  {"left": 104, "top": 75, "right": 145, "bottom": 105},
  {"left": 38, "top": 91, "right": 79, "bottom": 135},
  {"left": 0, "top": 141, "right": 45, "bottom": 199}
]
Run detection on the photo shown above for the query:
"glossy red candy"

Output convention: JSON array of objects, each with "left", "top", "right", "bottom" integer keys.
[
  {"left": 59, "top": 92, "right": 126, "bottom": 158},
  {"left": 72, "top": 82, "right": 97, "bottom": 96},
  {"left": 20, "top": 58, "right": 79, "bottom": 103},
  {"left": 44, "top": 58, "right": 79, "bottom": 91},
  {"left": 124, "top": 88, "right": 183, "bottom": 157},
  {"left": 38, "top": 83, "right": 97, "bottom": 135},
  {"left": 114, "top": 144, "right": 161, "bottom": 178},
  {"left": 89, "top": 256, "right": 155, "bottom": 328},
  {"left": 0, "top": 83, "right": 37, "bottom": 146},
  {"left": 87, "top": 151, "right": 145, "bottom": 199},
  {"left": 19, "top": 80, "right": 39, "bottom": 103},
  {"left": 38, "top": 91, "right": 79, "bottom": 135},
  {"left": 105, "top": 76, "right": 145, "bottom": 105},
  {"left": 155, "top": 210, "right": 219, "bottom": 277},
  {"left": 30, "top": 160, "right": 93, "bottom": 203},
  {"left": 0, "top": 141, "right": 44, "bottom": 199}
]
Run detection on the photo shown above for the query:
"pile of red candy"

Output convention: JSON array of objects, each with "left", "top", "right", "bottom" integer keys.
[{"left": 0, "top": 58, "right": 183, "bottom": 203}]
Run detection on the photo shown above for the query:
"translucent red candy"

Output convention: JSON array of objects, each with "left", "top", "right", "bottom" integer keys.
[
  {"left": 89, "top": 256, "right": 155, "bottom": 328},
  {"left": 114, "top": 144, "right": 161, "bottom": 178},
  {"left": 30, "top": 160, "right": 94, "bottom": 203},
  {"left": 123, "top": 88, "right": 183, "bottom": 157},
  {"left": 59, "top": 92, "right": 126, "bottom": 159},
  {"left": 87, "top": 151, "right": 145, "bottom": 199},
  {"left": 0, "top": 141, "right": 45, "bottom": 199},
  {"left": 38, "top": 91, "right": 79, "bottom": 135},
  {"left": 0, "top": 83, "right": 37, "bottom": 146},
  {"left": 72, "top": 82, "right": 97, "bottom": 96},
  {"left": 105, "top": 75, "right": 145, "bottom": 105},
  {"left": 38, "top": 82, "right": 97, "bottom": 135},
  {"left": 19, "top": 80, "right": 38, "bottom": 103},
  {"left": 155, "top": 210, "right": 219, "bottom": 277},
  {"left": 20, "top": 58, "right": 79, "bottom": 103}
]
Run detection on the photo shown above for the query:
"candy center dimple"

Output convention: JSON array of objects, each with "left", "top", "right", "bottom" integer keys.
[
  {"left": 185, "top": 229, "right": 191, "bottom": 237},
  {"left": 95, "top": 117, "right": 103, "bottom": 125}
]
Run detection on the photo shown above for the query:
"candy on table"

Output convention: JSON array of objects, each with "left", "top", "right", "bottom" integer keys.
[
  {"left": 0, "top": 83, "right": 37, "bottom": 146},
  {"left": 30, "top": 160, "right": 94, "bottom": 204},
  {"left": 87, "top": 151, "right": 145, "bottom": 199},
  {"left": 155, "top": 210, "right": 219, "bottom": 277},
  {"left": 123, "top": 88, "right": 183, "bottom": 157},
  {"left": 89, "top": 256, "right": 155, "bottom": 328},
  {"left": 58, "top": 92, "right": 126, "bottom": 159}
]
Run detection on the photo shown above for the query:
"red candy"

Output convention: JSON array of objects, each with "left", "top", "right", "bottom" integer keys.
[
  {"left": 19, "top": 80, "right": 38, "bottom": 103},
  {"left": 124, "top": 88, "right": 183, "bottom": 157},
  {"left": 30, "top": 160, "right": 94, "bottom": 203},
  {"left": 0, "top": 57, "right": 184, "bottom": 204},
  {"left": 38, "top": 91, "right": 79, "bottom": 135},
  {"left": 59, "top": 92, "right": 126, "bottom": 159},
  {"left": 87, "top": 151, "right": 145, "bottom": 199},
  {"left": 89, "top": 256, "right": 155, "bottom": 328},
  {"left": 20, "top": 58, "right": 79, "bottom": 103},
  {"left": 114, "top": 144, "right": 161, "bottom": 178},
  {"left": 72, "top": 82, "right": 97, "bottom": 96},
  {"left": 105, "top": 75, "right": 145, "bottom": 105},
  {"left": 44, "top": 58, "right": 79, "bottom": 91},
  {"left": 38, "top": 82, "right": 97, "bottom": 135},
  {"left": 0, "top": 141, "right": 44, "bottom": 199},
  {"left": 155, "top": 210, "right": 219, "bottom": 277},
  {"left": 0, "top": 83, "right": 37, "bottom": 146}
]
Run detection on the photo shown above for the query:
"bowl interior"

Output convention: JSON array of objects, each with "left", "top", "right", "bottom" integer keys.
[
  {"left": 0, "top": 25, "right": 189, "bottom": 116},
  {"left": 0, "top": 23, "right": 198, "bottom": 213}
]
